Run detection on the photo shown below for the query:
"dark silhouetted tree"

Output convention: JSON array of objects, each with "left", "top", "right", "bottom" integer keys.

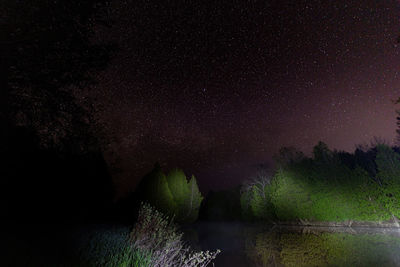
[
  {"left": 273, "top": 147, "right": 304, "bottom": 168},
  {"left": 313, "top": 141, "right": 333, "bottom": 164},
  {"left": 375, "top": 144, "right": 400, "bottom": 184},
  {"left": 396, "top": 109, "right": 400, "bottom": 146},
  {"left": 0, "top": 0, "right": 115, "bottom": 221},
  {"left": 2, "top": 0, "right": 113, "bottom": 148}
]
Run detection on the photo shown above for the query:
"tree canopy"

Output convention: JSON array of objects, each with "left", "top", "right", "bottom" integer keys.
[{"left": 2, "top": 0, "right": 114, "bottom": 150}]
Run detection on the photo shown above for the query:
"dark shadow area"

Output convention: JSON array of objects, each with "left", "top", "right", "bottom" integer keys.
[
  {"left": 199, "top": 186, "right": 242, "bottom": 221},
  {"left": 0, "top": 125, "right": 115, "bottom": 223}
]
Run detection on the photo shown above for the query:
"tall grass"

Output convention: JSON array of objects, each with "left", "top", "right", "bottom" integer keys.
[{"left": 73, "top": 225, "right": 151, "bottom": 267}]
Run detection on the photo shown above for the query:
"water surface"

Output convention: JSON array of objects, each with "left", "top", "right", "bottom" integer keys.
[{"left": 182, "top": 222, "right": 400, "bottom": 267}]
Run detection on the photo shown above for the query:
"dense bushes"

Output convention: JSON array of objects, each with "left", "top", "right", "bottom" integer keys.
[
  {"left": 130, "top": 203, "right": 220, "bottom": 267},
  {"left": 240, "top": 175, "right": 275, "bottom": 221},
  {"left": 241, "top": 142, "right": 400, "bottom": 222},
  {"left": 136, "top": 164, "right": 203, "bottom": 223},
  {"left": 269, "top": 163, "right": 387, "bottom": 222},
  {"left": 167, "top": 169, "right": 203, "bottom": 223}
]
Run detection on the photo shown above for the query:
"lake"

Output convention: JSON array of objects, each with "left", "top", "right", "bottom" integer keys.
[{"left": 181, "top": 222, "right": 400, "bottom": 267}]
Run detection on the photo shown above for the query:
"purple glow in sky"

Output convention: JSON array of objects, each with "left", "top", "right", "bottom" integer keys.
[{"left": 88, "top": 0, "right": 400, "bottom": 196}]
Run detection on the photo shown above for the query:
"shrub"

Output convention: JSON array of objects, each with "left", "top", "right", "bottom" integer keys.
[
  {"left": 241, "top": 169, "right": 276, "bottom": 221},
  {"left": 136, "top": 164, "right": 177, "bottom": 217},
  {"left": 130, "top": 202, "right": 220, "bottom": 267},
  {"left": 185, "top": 175, "right": 203, "bottom": 223},
  {"left": 137, "top": 165, "right": 203, "bottom": 223},
  {"left": 270, "top": 168, "right": 312, "bottom": 221},
  {"left": 166, "top": 169, "right": 203, "bottom": 223},
  {"left": 167, "top": 169, "right": 191, "bottom": 219}
]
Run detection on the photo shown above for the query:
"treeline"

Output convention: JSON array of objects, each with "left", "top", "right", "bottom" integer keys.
[{"left": 240, "top": 141, "right": 400, "bottom": 222}]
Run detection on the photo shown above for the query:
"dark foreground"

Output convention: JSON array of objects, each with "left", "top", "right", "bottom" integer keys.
[
  {"left": 4, "top": 222, "right": 400, "bottom": 266},
  {"left": 2, "top": 223, "right": 132, "bottom": 266}
]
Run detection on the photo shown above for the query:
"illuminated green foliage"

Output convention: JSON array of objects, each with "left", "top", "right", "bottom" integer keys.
[
  {"left": 248, "top": 185, "right": 274, "bottom": 220},
  {"left": 165, "top": 169, "right": 203, "bottom": 222},
  {"left": 270, "top": 169, "right": 313, "bottom": 221},
  {"left": 240, "top": 169, "right": 276, "bottom": 221},
  {"left": 241, "top": 142, "right": 400, "bottom": 223},
  {"left": 167, "top": 169, "right": 190, "bottom": 211},
  {"left": 186, "top": 175, "right": 203, "bottom": 223},
  {"left": 138, "top": 165, "right": 203, "bottom": 223},
  {"left": 269, "top": 158, "right": 390, "bottom": 222},
  {"left": 138, "top": 165, "right": 176, "bottom": 217}
]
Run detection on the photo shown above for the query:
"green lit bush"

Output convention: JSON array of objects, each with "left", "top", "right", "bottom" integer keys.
[
  {"left": 167, "top": 169, "right": 203, "bottom": 223},
  {"left": 241, "top": 142, "right": 400, "bottom": 223},
  {"left": 130, "top": 202, "right": 220, "bottom": 267},
  {"left": 137, "top": 165, "right": 203, "bottom": 223},
  {"left": 240, "top": 169, "right": 276, "bottom": 221},
  {"left": 137, "top": 164, "right": 177, "bottom": 217}
]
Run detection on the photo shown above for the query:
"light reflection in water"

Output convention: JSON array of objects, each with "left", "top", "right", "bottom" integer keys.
[{"left": 182, "top": 222, "right": 400, "bottom": 267}]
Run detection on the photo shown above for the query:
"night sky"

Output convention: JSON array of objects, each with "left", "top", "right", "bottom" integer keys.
[{"left": 86, "top": 0, "right": 400, "bottom": 197}]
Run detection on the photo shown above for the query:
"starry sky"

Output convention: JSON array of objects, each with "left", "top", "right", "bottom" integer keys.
[{"left": 88, "top": 0, "right": 400, "bottom": 197}]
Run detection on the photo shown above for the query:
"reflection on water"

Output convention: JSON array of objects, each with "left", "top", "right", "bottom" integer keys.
[{"left": 181, "top": 222, "right": 400, "bottom": 267}]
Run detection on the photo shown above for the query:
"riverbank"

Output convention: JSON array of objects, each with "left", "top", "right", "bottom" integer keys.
[{"left": 273, "top": 215, "right": 400, "bottom": 228}]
